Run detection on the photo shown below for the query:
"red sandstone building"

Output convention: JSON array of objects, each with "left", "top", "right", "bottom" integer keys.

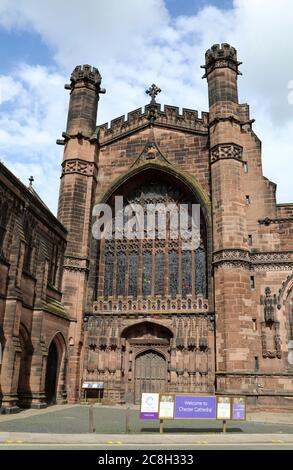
[{"left": 0, "top": 44, "right": 293, "bottom": 413}]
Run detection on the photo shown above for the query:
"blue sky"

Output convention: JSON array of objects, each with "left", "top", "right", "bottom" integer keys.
[
  {"left": 0, "top": 0, "right": 292, "bottom": 213},
  {"left": 166, "top": 0, "right": 232, "bottom": 16},
  {"left": 0, "top": 29, "right": 52, "bottom": 74}
]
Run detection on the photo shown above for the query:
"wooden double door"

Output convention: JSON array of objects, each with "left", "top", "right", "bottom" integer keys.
[{"left": 134, "top": 350, "right": 166, "bottom": 403}]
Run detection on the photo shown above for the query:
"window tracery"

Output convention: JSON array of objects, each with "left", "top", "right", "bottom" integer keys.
[{"left": 100, "top": 180, "right": 207, "bottom": 301}]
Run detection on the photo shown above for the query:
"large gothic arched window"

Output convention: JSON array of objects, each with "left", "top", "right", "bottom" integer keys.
[{"left": 98, "top": 175, "right": 208, "bottom": 303}]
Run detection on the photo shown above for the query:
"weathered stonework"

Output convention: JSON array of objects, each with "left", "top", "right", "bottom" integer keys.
[{"left": 0, "top": 163, "right": 68, "bottom": 413}]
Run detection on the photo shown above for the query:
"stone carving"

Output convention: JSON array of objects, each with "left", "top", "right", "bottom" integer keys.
[
  {"left": 210, "top": 143, "right": 243, "bottom": 163},
  {"left": 146, "top": 84, "right": 161, "bottom": 103},
  {"left": 202, "top": 43, "right": 242, "bottom": 77},
  {"left": 130, "top": 140, "right": 171, "bottom": 167},
  {"left": 258, "top": 217, "right": 293, "bottom": 225},
  {"left": 261, "top": 321, "right": 282, "bottom": 359},
  {"left": 213, "top": 249, "right": 293, "bottom": 270},
  {"left": 93, "top": 295, "right": 209, "bottom": 315},
  {"left": 63, "top": 256, "right": 89, "bottom": 272},
  {"left": 260, "top": 287, "right": 277, "bottom": 323},
  {"left": 68, "top": 64, "right": 103, "bottom": 91},
  {"left": 260, "top": 288, "right": 281, "bottom": 359},
  {"left": 62, "top": 159, "right": 97, "bottom": 178}
]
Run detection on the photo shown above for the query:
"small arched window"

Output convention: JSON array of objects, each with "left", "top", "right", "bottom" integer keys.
[
  {"left": 22, "top": 211, "right": 34, "bottom": 273},
  {"left": 48, "top": 243, "right": 59, "bottom": 287},
  {"left": 0, "top": 198, "right": 9, "bottom": 255}
]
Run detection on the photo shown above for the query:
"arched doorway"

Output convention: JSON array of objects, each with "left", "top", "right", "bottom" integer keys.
[
  {"left": 135, "top": 350, "right": 166, "bottom": 402},
  {"left": 17, "top": 324, "right": 33, "bottom": 407},
  {"left": 121, "top": 321, "right": 172, "bottom": 403},
  {"left": 45, "top": 341, "right": 58, "bottom": 404},
  {"left": 0, "top": 327, "right": 4, "bottom": 404}
]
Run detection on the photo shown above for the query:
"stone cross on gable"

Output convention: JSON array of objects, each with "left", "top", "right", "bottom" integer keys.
[
  {"left": 146, "top": 84, "right": 161, "bottom": 103},
  {"left": 28, "top": 176, "right": 34, "bottom": 188}
]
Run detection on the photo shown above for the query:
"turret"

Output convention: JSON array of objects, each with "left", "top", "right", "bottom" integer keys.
[
  {"left": 204, "top": 44, "right": 250, "bottom": 375},
  {"left": 57, "top": 64, "right": 104, "bottom": 402},
  {"left": 64, "top": 65, "right": 105, "bottom": 137},
  {"left": 202, "top": 43, "right": 241, "bottom": 120}
]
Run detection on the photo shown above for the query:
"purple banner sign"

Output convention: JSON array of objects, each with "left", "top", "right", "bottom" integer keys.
[
  {"left": 175, "top": 395, "right": 217, "bottom": 419},
  {"left": 232, "top": 399, "right": 246, "bottom": 420},
  {"left": 140, "top": 411, "right": 159, "bottom": 420}
]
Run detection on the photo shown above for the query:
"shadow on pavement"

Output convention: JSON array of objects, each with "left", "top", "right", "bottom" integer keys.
[{"left": 141, "top": 427, "right": 243, "bottom": 433}]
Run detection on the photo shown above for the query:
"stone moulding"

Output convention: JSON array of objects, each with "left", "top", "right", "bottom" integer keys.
[
  {"left": 63, "top": 256, "right": 89, "bottom": 272},
  {"left": 216, "top": 371, "right": 293, "bottom": 376},
  {"left": 258, "top": 217, "right": 293, "bottom": 225},
  {"left": 277, "top": 273, "right": 293, "bottom": 309},
  {"left": 213, "top": 249, "right": 293, "bottom": 270},
  {"left": 93, "top": 295, "right": 209, "bottom": 315}
]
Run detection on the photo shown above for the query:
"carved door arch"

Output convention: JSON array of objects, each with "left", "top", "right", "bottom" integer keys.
[{"left": 134, "top": 349, "right": 166, "bottom": 403}]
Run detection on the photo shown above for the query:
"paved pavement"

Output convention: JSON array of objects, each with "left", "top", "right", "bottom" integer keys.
[
  {"left": 0, "top": 431, "right": 293, "bottom": 450},
  {"left": 0, "top": 404, "right": 293, "bottom": 434},
  {"left": 0, "top": 404, "right": 293, "bottom": 449}
]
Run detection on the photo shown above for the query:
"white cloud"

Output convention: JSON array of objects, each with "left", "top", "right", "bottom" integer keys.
[
  {"left": 0, "top": 65, "right": 67, "bottom": 212},
  {"left": 0, "top": 0, "right": 292, "bottom": 212},
  {"left": 0, "top": 75, "right": 22, "bottom": 104}
]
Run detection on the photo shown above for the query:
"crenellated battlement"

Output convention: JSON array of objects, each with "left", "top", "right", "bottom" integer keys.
[
  {"left": 206, "top": 43, "right": 237, "bottom": 63},
  {"left": 202, "top": 43, "right": 242, "bottom": 77},
  {"left": 98, "top": 103, "right": 209, "bottom": 144},
  {"left": 67, "top": 64, "right": 102, "bottom": 90}
]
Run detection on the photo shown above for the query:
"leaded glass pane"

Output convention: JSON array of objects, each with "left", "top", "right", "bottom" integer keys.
[
  {"left": 116, "top": 251, "right": 126, "bottom": 296},
  {"left": 155, "top": 251, "right": 165, "bottom": 296},
  {"left": 290, "top": 301, "right": 293, "bottom": 340},
  {"left": 142, "top": 251, "right": 152, "bottom": 298},
  {"left": 195, "top": 247, "right": 206, "bottom": 296},
  {"left": 168, "top": 250, "right": 178, "bottom": 298},
  {"left": 104, "top": 250, "right": 114, "bottom": 299},
  {"left": 128, "top": 252, "right": 139, "bottom": 297},
  {"left": 182, "top": 250, "right": 192, "bottom": 298}
]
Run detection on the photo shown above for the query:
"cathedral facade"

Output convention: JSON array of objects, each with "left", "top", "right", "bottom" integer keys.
[{"left": 0, "top": 44, "right": 293, "bottom": 412}]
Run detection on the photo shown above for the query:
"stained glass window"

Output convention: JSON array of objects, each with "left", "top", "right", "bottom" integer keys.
[
  {"left": 182, "top": 250, "right": 192, "bottom": 298},
  {"left": 155, "top": 251, "right": 165, "bottom": 296},
  {"left": 116, "top": 251, "right": 126, "bottom": 296},
  {"left": 104, "top": 248, "right": 114, "bottom": 299},
  {"left": 195, "top": 247, "right": 206, "bottom": 296},
  {"left": 128, "top": 252, "right": 139, "bottom": 297},
  {"left": 290, "top": 300, "right": 293, "bottom": 340},
  {"left": 23, "top": 213, "right": 34, "bottom": 272},
  {"left": 142, "top": 251, "right": 152, "bottom": 298},
  {"left": 100, "top": 180, "right": 207, "bottom": 302},
  {"left": 169, "top": 250, "right": 178, "bottom": 298}
]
